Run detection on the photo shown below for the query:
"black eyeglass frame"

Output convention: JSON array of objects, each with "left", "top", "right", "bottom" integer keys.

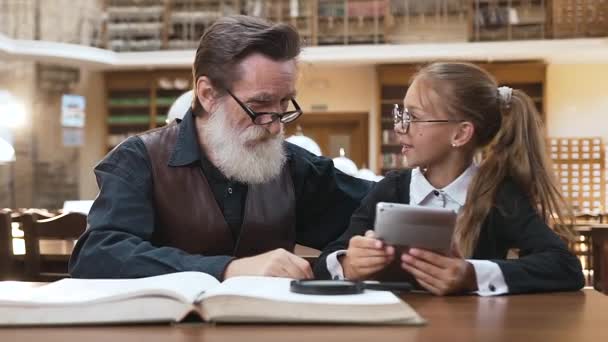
[
  {"left": 393, "top": 104, "right": 466, "bottom": 134},
  {"left": 225, "top": 88, "right": 303, "bottom": 125}
]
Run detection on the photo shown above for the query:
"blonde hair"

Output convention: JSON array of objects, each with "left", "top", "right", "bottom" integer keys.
[{"left": 414, "top": 62, "right": 575, "bottom": 257}]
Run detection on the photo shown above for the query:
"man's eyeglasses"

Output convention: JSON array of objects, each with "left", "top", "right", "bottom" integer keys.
[
  {"left": 393, "top": 104, "right": 466, "bottom": 134},
  {"left": 226, "top": 89, "right": 303, "bottom": 125}
]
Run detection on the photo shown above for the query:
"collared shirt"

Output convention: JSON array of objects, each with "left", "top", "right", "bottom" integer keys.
[
  {"left": 69, "top": 110, "right": 374, "bottom": 280},
  {"left": 409, "top": 166, "right": 473, "bottom": 209},
  {"left": 198, "top": 152, "right": 248, "bottom": 240},
  {"left": 327, "top": 165, "right": 509, "bottom": 296}
]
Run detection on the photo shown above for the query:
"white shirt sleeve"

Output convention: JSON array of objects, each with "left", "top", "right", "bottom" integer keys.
[
  {"left": 326, "top": 250, "right": 348, "bottom": 280},
  {"left": 467, "top": 259, "right": 509, "bottom": 296}
]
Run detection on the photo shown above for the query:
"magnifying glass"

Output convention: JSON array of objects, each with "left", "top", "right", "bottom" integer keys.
[{"left": 290, "top": 280, "right": 412, "bottom": 295}]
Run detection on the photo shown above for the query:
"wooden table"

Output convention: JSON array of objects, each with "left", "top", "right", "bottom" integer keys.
[{"left": 1, "top": 290, "right": 606, "bottom": 342}]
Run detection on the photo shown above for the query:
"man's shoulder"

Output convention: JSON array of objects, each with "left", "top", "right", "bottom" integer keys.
[
  {"left": 284, "top": 141, "right": 340, "bottom": 176},
  {"left": 99, "top": 133, "right": 156, "bottom": 175},
  {"left": 284, "top": 141, "right": 375, "bottom": 192},
  {"left": 105, "top": 135, "right": 148, "bottom": 162},
  {"left": 136, "top": 122, "right": 180, "bottom": 146},
  {"left": 106, "top": 124, "right": 177, "bottom": 159},
  {"left": 284, "top": 141, "right": 322, "bottom": 161},
  {"left": 94, "top": 135, "right": 153, "bottom": 188}
]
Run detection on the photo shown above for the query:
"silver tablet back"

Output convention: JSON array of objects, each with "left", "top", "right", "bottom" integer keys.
[{"left": 374, "top": 202, "right": 457, "bottom": 254}]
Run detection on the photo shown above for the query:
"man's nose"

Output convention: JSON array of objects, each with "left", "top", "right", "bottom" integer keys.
[{"left": 265, "top": 119, "right": 282, "bottom": 136}]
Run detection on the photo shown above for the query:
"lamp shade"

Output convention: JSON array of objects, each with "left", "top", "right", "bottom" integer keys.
[
  {"left": 0, "top": 137, "right": 15, "bottom": 164},
  {"left": 332, "top": 148, "right": 358, "bottom": 176},
  {"left": 166, "top": 90, "right": 194, "bottom": 123},
  {"left": 286, "top": 125, "right": 322, "bottom": 156},
  {"left": 286, "top": 135, "right": 322, "bottom": 156}
]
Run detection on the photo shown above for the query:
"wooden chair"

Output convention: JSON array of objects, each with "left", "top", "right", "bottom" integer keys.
[
  {"left": 575, "top": 213, "right": 603, "bottom": 224},
  {"left": 21, "top": 212, "right": 87, "bottom": 282},
  {"left": 12, "top": 209, "right": 55, "bottom": 222},
  {"left": 589, "top": 225, "right": 608, "bottom": 294},
  {"left": 570, "top": 226, "right": 594, "bottom": 287},
  {"left": 0, "top": 209, "right": 14, "bottom": 280}
]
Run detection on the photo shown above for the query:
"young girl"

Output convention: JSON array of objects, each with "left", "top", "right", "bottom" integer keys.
[{"left": 315, "top": 62, "right": 584, "bottom": 295}]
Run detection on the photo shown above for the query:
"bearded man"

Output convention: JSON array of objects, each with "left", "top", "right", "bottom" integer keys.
[{"left": 69, "top": 15, "right": 373, "bottom": 280}]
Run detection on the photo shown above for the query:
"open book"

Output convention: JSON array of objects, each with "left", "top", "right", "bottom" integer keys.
[{"left": 0, "top": 272, "right": 425, "bottom": 326}]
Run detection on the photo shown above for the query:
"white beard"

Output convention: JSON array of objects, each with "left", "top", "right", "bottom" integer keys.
[{"left": 201, "top": 109, "right": 286, "bottom": 184}]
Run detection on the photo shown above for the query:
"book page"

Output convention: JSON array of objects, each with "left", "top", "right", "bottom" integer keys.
[
  {"left": 0, "top": 272, "right": 219, "bottom": 307},
  {"left": 204, "top": 277, "right": 401, "bottom": 305}
]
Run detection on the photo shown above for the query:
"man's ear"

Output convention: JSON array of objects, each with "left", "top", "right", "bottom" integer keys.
[
  {"left": 451, "top": 121, "right": 475, "bottom": 148},
  {"left": 195, "top": 76, "right": 219, "bottom": 115}
]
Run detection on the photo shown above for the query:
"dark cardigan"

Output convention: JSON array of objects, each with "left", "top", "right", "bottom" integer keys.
[{"left": 314, "top": 170, "right": 585, "bottom": 294}]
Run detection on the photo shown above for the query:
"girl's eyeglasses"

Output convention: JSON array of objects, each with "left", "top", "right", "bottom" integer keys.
[{"left": 393, "top": 104, "right": 466, "bottom": 134}]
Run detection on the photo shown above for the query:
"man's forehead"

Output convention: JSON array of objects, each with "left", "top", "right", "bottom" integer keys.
[
  {"left": 246, "top": 89, "right": 297, "bottom": 101},
  {"left": 233, "top": 55, "right": 298, "bottom": 98},
  {"left": 238, "top": 53, "right": 297, "bottom": 70},
  {"left": 236, "top": 55, "right": 296, "bottom": 81}
]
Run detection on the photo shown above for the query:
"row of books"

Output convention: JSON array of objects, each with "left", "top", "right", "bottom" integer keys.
[
  {"left": 381, "top": 129, "right": 400, "bottom": 145},
  {"left": 108, "top": 97, "right": 178, "bottom": 106},
  {"left": 107, "top": 115, "right": 168, "bottom": 125},
  {"left": 382, "top": 152, "right": 407, "bottom": 169}
]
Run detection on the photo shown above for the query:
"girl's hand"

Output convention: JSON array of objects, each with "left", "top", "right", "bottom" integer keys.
[
  {"left": 340, "top": 230, "right": 395, "bottom": 280},
  {"left": 401, "top": 248, "right": 477, "bottom": 295}
]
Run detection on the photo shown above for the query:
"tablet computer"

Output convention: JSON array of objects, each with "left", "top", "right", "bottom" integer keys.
[{"left": 374, "top": 202, "right": 457, "bottom": 254}]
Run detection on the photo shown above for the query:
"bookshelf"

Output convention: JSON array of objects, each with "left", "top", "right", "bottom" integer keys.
[
  {"left": 549, "top": 0, "right": 608, "bottom": 38},
  {"left": 166, "top": 0, "right": 240, "bottom": 49},
  {"left": 317, "top": 0, "right": 388, "bottom": 45},
  {"left": 264, "top": 0, "right": 317, "bottom": 45},
  {"left": 105, "top": 70, "right": 192, "bottom": 151},
  {"left": 100, "top": 0, "right": 608, "bottom": 51},
  {"left": 104, "top": 0, "right": 317, "bottom": 50},
  {"left": 469, "top": 0, "right": 547, "bottom": 41},
  {"left": 378, "top": 80, "right": 410, "bottom": 173},
  {"left": 105, "top": 0, "right": 165, "bottom": 51},
  {"left": 376, "top": 61, "right": 546, "bottom": 174},
  {"left": 385, "top": 0, "right": 469, "bottom": 44}
]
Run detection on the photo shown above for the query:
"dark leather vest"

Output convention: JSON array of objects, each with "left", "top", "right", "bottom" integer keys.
[{"left": 139, "top": 123, "right": 296, "bottom": 258}]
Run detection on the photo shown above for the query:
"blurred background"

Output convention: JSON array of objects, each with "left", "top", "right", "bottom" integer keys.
[{"left": 0, "top": 0, "right": 607, "bottom": 286}]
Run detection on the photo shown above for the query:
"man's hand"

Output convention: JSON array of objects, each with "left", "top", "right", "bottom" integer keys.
[
  {"left": 223, "top": 248, "right": 313, "bottom": 279},
  {"left": 401, "top": 248, "right": 477, "bottom": 296},
  {"left": 341, "top": 230, "right": 394, "bottom": 280}
]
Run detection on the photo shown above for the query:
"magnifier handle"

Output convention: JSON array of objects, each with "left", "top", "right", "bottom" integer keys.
[{"left": 361, "top": 281, "right": 412, "bottom": 292}]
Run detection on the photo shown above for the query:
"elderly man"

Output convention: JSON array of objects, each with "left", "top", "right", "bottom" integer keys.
[{"left": 69, "top": 15, "right": 373, "bottom": 280}]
